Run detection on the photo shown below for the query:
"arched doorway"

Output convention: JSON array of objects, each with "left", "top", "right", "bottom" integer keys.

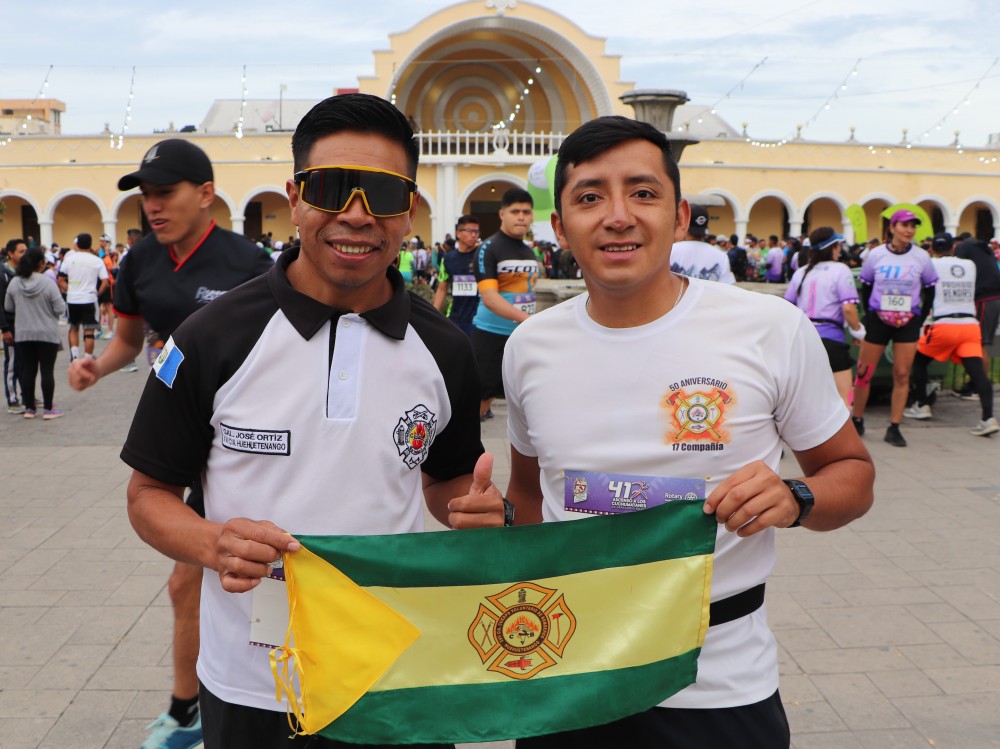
[
  {"left": 0, "top": 194, "right": 40, "bottom": 244},
  {"left": 861, "top": 198, "right": 892, "bottom": 243},
  {"left": 801, "top": 197, "right": 843, "bottom": 237},
  {"left": 51, "top": 194, "right": 103, "bottom": 248},
  {"left": 463, "top": 179, "right": 522, "bottom": 238},
  {"left": 958, "top": 201, "right": 998, "bottom": 241},
  {"left": 242, "top": 189, "right": 293, "bottom": 244},
  {"left": 116, "top": 193, "right": 149, "bottom": 236},
  {"left": 747, "top": 196, "right": 790, "bottom": 241}
]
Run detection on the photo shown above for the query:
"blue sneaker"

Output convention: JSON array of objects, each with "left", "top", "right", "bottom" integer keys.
[{"left": 139, "top": 712, "right": 203, "bottom": 749}]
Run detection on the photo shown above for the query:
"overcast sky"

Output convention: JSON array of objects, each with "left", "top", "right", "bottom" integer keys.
[{"left": 4, "top": 0, "right": 998, "bottom": 148}]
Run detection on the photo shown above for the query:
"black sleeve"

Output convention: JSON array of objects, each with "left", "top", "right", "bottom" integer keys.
[
  {"left": 920, "top": 285, "right": 935, "bottom": 322},
  {"left": 113, "top": 252, "right": 141, "bottom": 318},
  {"left": 254, "top": 247, "right": 275, "bottom": 277},
  {"left": 120, "top": 324, "right": 217, "bottom": 487}
]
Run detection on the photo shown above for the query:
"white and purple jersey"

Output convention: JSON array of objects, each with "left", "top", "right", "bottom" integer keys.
[
  {"left": 860, "top": 244, "right": 938, "bottom": 314},
  {"left": 785, "top": 262, "right": 859, "bottom": 341},
  {"left": 765, "top": 249, "right": 785, "bottom": 281}
]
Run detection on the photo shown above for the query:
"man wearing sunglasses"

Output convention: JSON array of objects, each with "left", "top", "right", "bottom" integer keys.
[
  {"left": 121, "top": 93, "right": 504, "bottom": 748},
  {"left": 433, "top": 214, "right": 481, "bottom": 335}
]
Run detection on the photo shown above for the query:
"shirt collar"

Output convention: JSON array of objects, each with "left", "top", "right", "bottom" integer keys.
[{"left": 268, "top": 247, "right": 410, "bottom": 341}]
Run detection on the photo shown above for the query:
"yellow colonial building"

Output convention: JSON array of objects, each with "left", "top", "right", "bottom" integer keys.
[{"left": 2, "top": 0, "right": 999, "bottom": 249}]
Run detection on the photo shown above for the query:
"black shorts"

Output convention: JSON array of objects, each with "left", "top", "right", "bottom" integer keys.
[
  {"left": 863, "top": 310, "right": 922, "bottom": 346},
  {"left": 199, "top": 682, "right": 454, "bottom": 749},
  {"left": 517, "top": 690, "right": 789, "bottom": 749},
  {"left": 471, "top": 326, "right": 509, "bottom": 400},
  {"left": 821, "top": 336, "right": 854, "bottom": 373},
  {"left": 98, "top": 288, "right": 112, "bottom": 305},
  {"left": 67, "top": 302, "right": 99, "bottom": 329}
]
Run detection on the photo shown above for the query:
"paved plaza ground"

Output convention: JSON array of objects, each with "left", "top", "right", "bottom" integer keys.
[{"left": 1, "top": 336, "right": 999, "bottom": 749}]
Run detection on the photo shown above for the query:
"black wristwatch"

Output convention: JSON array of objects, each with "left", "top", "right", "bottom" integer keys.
[
  {"left": 502, "top": 498, "right": 515, "bottom": 527},
  {"left": 783, "top": 479, "right": 814, "bottom": 527}
]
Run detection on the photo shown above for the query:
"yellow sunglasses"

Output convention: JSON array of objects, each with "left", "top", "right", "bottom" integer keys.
[{"left": 294, "top": 165, "right": 417, "bottom": 218}]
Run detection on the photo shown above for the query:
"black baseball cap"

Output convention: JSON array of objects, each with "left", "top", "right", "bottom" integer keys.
[
  {"left": 689, "top": 204, "right": 710, "bottom": 238},
  {"left": 118, "top": 139, "right": 214, "bottom": 191},
  {"left": 932, "top": 232, "right": 953, "bottom": 251}
]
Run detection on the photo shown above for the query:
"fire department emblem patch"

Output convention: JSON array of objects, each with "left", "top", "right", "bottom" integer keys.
[
  {"left": 662, "top": 385, "right": 734, "bottom": 444},
  {"left": 468, "top": 582, "right": 576, "bottom": 680},
  {"left": 393, "top": 404, "right": 437, "bottom": 468}
]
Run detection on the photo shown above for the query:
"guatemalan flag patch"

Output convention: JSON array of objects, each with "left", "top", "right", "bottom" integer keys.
[{"left": 153, "top": 337, "right": 185, "bottom": 388}]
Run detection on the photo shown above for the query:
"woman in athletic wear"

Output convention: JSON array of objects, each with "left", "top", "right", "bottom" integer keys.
[
  {"left": 785, "top": 227, "right": 864, "bottom": 407},
  {"left": 3, "top": 248, "right": 66, "bottom": 419},
  {"left": 851, "top": 210, "right": 938, "bottom": 447}
]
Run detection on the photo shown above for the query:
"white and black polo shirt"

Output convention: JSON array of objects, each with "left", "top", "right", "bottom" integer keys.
[{"left": 121, "top": 248, "right": 483, "bottom": 711}]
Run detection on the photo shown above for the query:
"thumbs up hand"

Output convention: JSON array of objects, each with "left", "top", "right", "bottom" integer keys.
[{"left": 446, "top": 452, "right": 506, "bottom": 529}]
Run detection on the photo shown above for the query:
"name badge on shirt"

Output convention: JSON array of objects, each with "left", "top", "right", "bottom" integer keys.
[
  {"left": 512, "top": 293, "right": 536, "bottom": 315},
  {"left": 452, "top": 275, "right": 477, "bottom": 297},
  {"left": 249, "top": 564, "right": 289, "bottom": 649},
  {"left": 564, "top": 470, "right": 705, "bottom": 515},
  {"left": 881, "top": 294, "right": 912, "bottom": 312}
]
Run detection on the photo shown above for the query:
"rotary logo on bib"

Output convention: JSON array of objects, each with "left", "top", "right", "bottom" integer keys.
[
  {"left": 662, "top": 378, "right": 734, "bottom": 450},
  {"left": 468, "top": 582, "right": 576, "bottom": 680}
]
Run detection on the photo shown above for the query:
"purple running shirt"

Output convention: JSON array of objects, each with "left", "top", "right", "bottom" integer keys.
[
  {"left": 785, "top": 262, "right": 859, "bottom": 341},
  {"left": 860, "top": 244, "right": 938, "bottom": 317}
]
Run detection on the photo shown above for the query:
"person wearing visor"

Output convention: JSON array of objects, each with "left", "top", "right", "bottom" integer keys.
[
  {"left": 69, "top": 138, "right": 272, "bottom": 749},
  {"left": 785, "top": 227, "right": 865, "bottom": 408},
  {"left": 851, "top": 209, "right": 938, "bottom": 447},
  {"left": 121, "top": 93, "right": 504, "bottom": 748}
]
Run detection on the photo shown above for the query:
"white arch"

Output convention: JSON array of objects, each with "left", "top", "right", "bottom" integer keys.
[
  {"left": 457, "top": 172, "right": 528, "bottom": 208},
  {"left": 212, "top": 188, "right": 238, "bottom": 218},
  {"left": 913, "top": 194, "right": 954, "bottom": 228},
  {"left": 415, "top": 189, "right": 437, "bottom": 217},
  {"left": 45, "top": 188, "right": 107, "bottom": 222},
  {"left": 0, "top": 189, "right": 43, "bottom": 218},
  {"left": 856, "top": 192, "right": 897, "bottom": 209},
  {"left": 697, "top": 188, "right": 745, "bottom": 223},
  {"left": 237, "top": 186, "right": 288, "bottom": 217},
  {"left": 955, "top": 195, "right": 1000, "bottom": 228},
  {"left": 110, "top": 189, "right": 144, "bottom": 222},
  {"left": 746, "top": 190, "right": 798, "bottom": 222},
  {"left": 801, "top": 191, "right": 849, "bottom": 216}
]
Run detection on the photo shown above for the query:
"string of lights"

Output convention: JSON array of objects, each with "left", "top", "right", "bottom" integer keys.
[
  {"left": 746, "top": 58, "right": 861, "bottom": 149},
  {"left": 235, "top": 65, "right": 248, "bottom": 139},
  {"left": 110, "top": 66, "right": 136, "bottom": 150},
  {"left": 915, "top": 56, "right": 999, "bottom": 146},
  {"left": 492, "top": 62, "right": 542, "bottom": 131},
  {"left": 2, "top": 65, "right": 53, "bottom": 147},
  {"left": 675, "top": 57, "right": 767, "bottom": 133}
]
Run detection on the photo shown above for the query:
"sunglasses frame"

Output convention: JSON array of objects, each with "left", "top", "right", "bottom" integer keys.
[{"left": 293, "top": 164, "right": 418, "bottom": 218}]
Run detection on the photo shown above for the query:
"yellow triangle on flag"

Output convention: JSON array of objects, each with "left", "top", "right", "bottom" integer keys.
[{"left": 272, "top": 546, "right": 421, "bottom": 734}]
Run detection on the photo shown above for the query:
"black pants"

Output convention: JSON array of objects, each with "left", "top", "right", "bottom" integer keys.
[
  {"left": 913, "top": 352, "right": 993, "bottom": 419},
  {"left": 17, "top": 341, "right": 59, "bottom": 411},
  {"left": 517, "top": 690, "right": 790, "bottom": 749},
  {"left": 199, "top": 683, "right": 454, "bottom": 749}
]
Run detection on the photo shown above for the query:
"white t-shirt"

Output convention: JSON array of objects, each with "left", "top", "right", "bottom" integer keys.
[
  {"left": 670, "top": 240, "right": 736, "bottom": 284},
  {"left": 503, "top": 280, "right": 847, "bottom": 709},
  {"left": 60, "top": 251, "right": 108, "bottom": 304},
  {"left": 930, "top": 256, "right": 978, "bottom": 324}
]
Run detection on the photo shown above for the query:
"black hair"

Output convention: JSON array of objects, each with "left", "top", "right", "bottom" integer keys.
[
  {"left": 501, "top": 187, "right": 533, "bottom": 209},
  {"left": 455, "top": 214, "right": 479, "bottom": 231},
  {"left": 769, "top": 235, "right": 779, "bottom": 244},
  {"left": 16, "top": 247, "right": 44, "bottom": 278},
  {"left": 797, "top": 227, "right": 839, "bottom": 295},
  {"left": 76, "top": 233, "right": 93, "bottom": 250},
  {"left": 291, "top": 93, "right": 419, "bottom": 178},
  {"left": 127, "top": 228, "right": 142, "bottom": 239},
  {"left": 4, "top": 238, "right": 26, "bottom": 256},
  {"left": 729, "top": 234, "right": 739, "bottom": 245},
  {"left": 553, "top": 116, "right": 680, "bottom": 214}
]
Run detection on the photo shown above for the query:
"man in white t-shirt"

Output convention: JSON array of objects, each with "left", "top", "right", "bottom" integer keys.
[
  {"left": 670, "top": 204, "right": 735, "bottom": 284},
  {"left": 459, "top": 116, "right": 875, "bottom": 748},
  {"left": 57, "top": 232, "right": 109, "bottom": 361}
]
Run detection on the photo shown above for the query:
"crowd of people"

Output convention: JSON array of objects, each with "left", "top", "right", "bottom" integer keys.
[{"left": 0, "top": 94, "right": 996, "bottom": 749}]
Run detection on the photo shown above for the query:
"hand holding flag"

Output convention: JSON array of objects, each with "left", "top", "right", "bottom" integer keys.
[{"left": 215, "top": 517, "right": 301, "bottom": 592}]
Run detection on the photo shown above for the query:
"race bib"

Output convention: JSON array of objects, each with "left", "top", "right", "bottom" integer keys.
[
  {"left": 564, "top": 470, "right": 705, "bottom": 516},
  {"left": 880, "top": 294, "right": 912, "bottom": 312},
  {"left": 512, "top": 293, "right": 536, "bottom": 315},
  {"left": 452, "top": 275, "right": 477, "bottom": 297}
]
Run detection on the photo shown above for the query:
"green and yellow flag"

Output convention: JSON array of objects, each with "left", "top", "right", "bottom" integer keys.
[{"left": 272, "top": 500, "right": 716, "bottom": 744}]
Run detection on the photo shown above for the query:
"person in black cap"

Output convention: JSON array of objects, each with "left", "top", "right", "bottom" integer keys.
[
  {"left": 68, "top": 138, "right": 272, "bottom": 749},
  {"left": 669, "top": 204, "right": 735, "bottom": 284}
]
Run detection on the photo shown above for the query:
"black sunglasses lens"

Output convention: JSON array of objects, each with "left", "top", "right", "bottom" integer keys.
[{"left": 301, "top": 169, "right": 411, "bottom": 216}]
